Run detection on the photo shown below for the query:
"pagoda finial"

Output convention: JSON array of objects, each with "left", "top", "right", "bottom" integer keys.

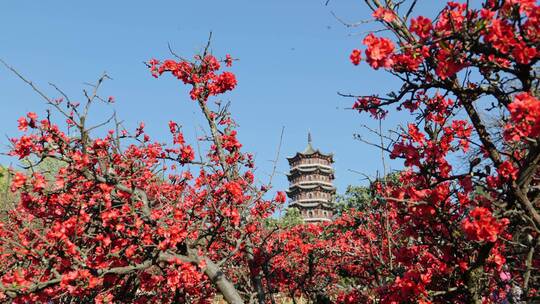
[{"left": 302, "top": 130, "right": 316, "bottom": 154}]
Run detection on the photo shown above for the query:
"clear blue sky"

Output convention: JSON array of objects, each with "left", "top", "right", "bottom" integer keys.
[{"left": 0, "top": 1, "right": 445, "bottom": 198}]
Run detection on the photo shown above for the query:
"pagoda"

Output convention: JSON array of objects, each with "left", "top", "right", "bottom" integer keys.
[{"left": 286, "top": 133, "right": 336, "bottom": 223}]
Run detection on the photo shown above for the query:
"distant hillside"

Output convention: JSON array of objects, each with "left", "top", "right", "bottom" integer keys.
[{"left": 0, "top": 165, "right": 11, "bottom": 211}]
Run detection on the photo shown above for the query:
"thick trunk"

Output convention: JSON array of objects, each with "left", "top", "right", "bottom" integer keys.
[
  {"left": 161, "top": 252, "right": 244, "bottom": 304},
  {"left": 464, "top": 243, "right": 493, "bottom": 304},
  {"left": 204, "top": 257, "right": 244, "bottom": 304},
  {"left": 464, "top": 266, "right": 483, "bottom": 304}
]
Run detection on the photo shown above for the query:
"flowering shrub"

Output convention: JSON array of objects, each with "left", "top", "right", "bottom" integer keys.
[
  {"left": 230, "top": 0, "right": 540, "bottom": 303},
  {"left": 339, "top": 0, "right": 540, "bottom": 302},
  {"left": 0, "top": 51, "right": 284, "bottom": 304}
]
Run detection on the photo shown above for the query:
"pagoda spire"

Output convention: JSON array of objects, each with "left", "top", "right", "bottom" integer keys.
[{"left": 303, "top": 131, "right": 316, "bottom": 154}]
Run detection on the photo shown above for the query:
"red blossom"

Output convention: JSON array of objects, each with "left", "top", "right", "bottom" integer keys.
[
  {"left": 497, "top": 160, "right": 519, "bottom": 181},
  {"left": 462, "top": 207, "right": 509, "bottom": 242},
  {"left": 275, "top": 191, "right": 286, "bottom": 203},
  {"left": 180, "top": 145, "right": 195, "bottom": 163},
  {"left": 373, "top": 7, "right": 396, "bottom": 22},
  {"left": 505, "top": 92, "right": 540, "bottom": 141},
  {"left": 221, "top": 130, "right": 242, "bottom": 152},
  {"left": 362, "top": 33, "right": 395, "bottom": 69},
  {"left": 410, "top": 16, "right": 432, "bottom": 40},
  {"left": 349, "top": 49, "right": 362, "bottom": 65},
  {"left": 17, "top": 117, "right": 28, "bottom": 131},
  {"left": 225, "top": 54, "right": 233, "bottom": 67},
  {"left": 11, "top": 172, "right": 26, "bottom": 191},
  {"left": 168, "top": 120, "right": 178, "bottom": 133}
]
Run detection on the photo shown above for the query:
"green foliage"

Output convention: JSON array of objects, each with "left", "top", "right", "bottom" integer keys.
[
  {"left": 0, "top": 166, "right": 8, "bottom": 191},
  {"left": 334, "top": 185, "right": 372, "bottom": 216},
  {"left": 335, "top": 172, "right": 401, "bottom": 216},
  {"left": 266, "top": 207, "right": 304, "bottom": 229}
]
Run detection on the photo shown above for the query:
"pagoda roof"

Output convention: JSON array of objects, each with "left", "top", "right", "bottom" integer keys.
[
  {"left": 289, "top": 200, "right": 334, "bottom": 208},
  {"left": 287, "top": 133, "right": 333, "bottom": 163},
  {"left": 304, "top": 217, "right": 332, "bottom": 223},
  {"left": 286, "top": 166, "right": 334, "bottom": 176},
  {"left": 286, "top": 183, "right": 336, "bottom": 195}
]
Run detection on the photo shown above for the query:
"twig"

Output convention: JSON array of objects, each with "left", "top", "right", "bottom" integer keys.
[
  {"left": 267, "top": 126, "right": 285, "bottom": 187},
  {"left": 330, "top": 11, "right": 371, "bottom": 28}
]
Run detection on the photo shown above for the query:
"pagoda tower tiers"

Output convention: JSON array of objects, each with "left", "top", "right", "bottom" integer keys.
[{"left": 286, "top": 133, "right": 336, "bottom": 223}]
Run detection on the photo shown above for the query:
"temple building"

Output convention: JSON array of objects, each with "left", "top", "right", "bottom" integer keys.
[{"left": 286, "top": 133, "right": 336, "bottom": 223}]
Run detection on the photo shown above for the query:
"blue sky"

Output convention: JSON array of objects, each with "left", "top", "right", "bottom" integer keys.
[{"left": 0, "top": 1, "right": 446, "bottom": 198}]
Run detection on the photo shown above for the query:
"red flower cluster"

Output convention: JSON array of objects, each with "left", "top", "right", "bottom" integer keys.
[
  {"left": 372, "top": 7, "right": 396, "bottom": 22},
  {"left": 409, "top": 16, "right": 432, "bottom": 40},
  {"left": 225, "top": 54, "right": 233, "bottom": 67},
  {"left": 353, "top": 96, "right": 387, "bottom": 119},
  {"left": 17, "top": 112, "right": 37, "bottom": 131},
  {"left": 221, "top": 130, "right": 242, "bottom": 152},
  {"left": 505, "top": 92, "right": 540, "bottom": 141},
  {"left": 349, "top": 49, "right": 361, "bottom": 65},
  {"left": 362, "top": 33, "right": 395, "bottom": 69},
  {"left": 462, "top": 207, "right": 509, "bottom": 242},
  {"left": 148, "top": 54, "right": 237, "bottom": 102},
  {"left": 497, "top": 160, "right": 519, "bottom": 181},
  {"left": 484, "top": 8, "right": 538, "bottom": 65}
]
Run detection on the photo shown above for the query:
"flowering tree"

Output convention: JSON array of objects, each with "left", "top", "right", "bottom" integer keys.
[
  {"left": 1, "top": 1, "right": 539, "bottom": 303},
  {"left": 339, "top": 0, "right": 539, "bottom": 302},
  {"left": 254, "top": 1, "right": 539, "bottom": 302},
  {"left": 0, "top": 47, "right": 286, "bottom": 303}
]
